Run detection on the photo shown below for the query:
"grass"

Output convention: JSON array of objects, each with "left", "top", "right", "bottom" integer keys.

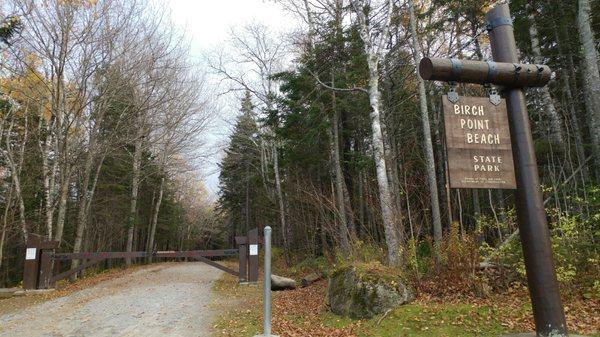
[
  {"left": 210, "top": 265, "right": 263, "bottom": 336},
  {"left": 210, "top": 270, "right": 599, "bottom": 337},
  {"left": 322, "top": 303, "right": 515, "bottom": 337},
  {"left": 210, "top": 272, "right": 518, "bottom": 337}
]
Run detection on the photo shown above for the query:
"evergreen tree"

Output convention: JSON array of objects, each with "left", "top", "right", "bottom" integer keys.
[{"left": 219, "top": 91, "right": 270, "bottom": 240}]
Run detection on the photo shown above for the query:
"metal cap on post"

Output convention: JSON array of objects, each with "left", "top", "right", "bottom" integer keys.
[
  {"left": 254, "top": 226, "right": 278, "bottom": 337},
  {"left": 486, "top": 4, "right": 568, "bottom": 336}
]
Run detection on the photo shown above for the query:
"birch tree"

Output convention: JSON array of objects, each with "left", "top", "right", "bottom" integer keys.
[
  {"left": 527, "top": 6, "right": 565, "bottom": 148},
  {"left": 407, "top": 0, "right": 443, "bottom": 261},
  {"left": 577, "top": 0, "right": 600, "bottom": 179},
  {"left": 350, "top": 0, "right": 401, "bottom": 266}
]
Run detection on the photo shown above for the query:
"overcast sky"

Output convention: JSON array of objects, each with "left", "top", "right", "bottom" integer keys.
[{"left": 165, "top": 0, "right": 297, "bottom": 198}]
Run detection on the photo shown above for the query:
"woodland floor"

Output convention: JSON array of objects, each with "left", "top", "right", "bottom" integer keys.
[
  {"left": 212, "top": 272, "right": 600, "bottom": 337},
  {"left": 0, "top": 262, "right": 223, "bottom": 337}
]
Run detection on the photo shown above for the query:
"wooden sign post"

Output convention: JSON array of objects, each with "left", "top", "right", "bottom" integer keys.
[{"left": 420, "top": 3, "right": 567, "bottom": 337}]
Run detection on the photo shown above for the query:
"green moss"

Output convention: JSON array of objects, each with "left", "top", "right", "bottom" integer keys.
[{"left": 322, "top": 303, "right": 513, "bottom": 337}]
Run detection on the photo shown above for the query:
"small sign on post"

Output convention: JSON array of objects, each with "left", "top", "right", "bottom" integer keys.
[
  {"left": 25, "top": 248, "right": 37, "bottom": 260},
  {"left": 442, "top": 95, "right": 516, "bottom": 189},
  {"left": 249, "top": 244, "right": 258, "bottom": 256}
]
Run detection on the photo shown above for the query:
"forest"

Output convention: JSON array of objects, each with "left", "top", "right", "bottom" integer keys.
[
  {"left": 0, "top": 0, "right": 217, "bottom": 286},
  {"left": 218, "top": 0, "right": 599, "bottom": 297},
  {"left": 0, "top": 0, "right": 599, "bottom": 333}
]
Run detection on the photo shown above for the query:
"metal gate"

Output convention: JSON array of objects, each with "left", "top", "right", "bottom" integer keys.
[{"left": 22, "top": 228, "right": 260, "bottom": 290}]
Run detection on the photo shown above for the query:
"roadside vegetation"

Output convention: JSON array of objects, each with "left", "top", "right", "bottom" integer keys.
[{"left": 212, "top": 236, "right": 599, "bottom": 337}]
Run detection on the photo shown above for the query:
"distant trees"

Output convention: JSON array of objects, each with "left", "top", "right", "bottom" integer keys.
[
  {"left": 219, "top": 91, "right": 268, "bottom": 239},
  {"left": 0, "top": 0, "right": 212, "bottom": 285}
]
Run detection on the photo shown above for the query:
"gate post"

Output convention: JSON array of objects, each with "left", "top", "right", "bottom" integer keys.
[
  {"left": 235, "top": 235, "right": 248, "bottom": 283},
  {"left": 248, "top": 228, "right": 259, "bottom": 283},
  {"left": 23, "top": 236, "right": 41, "bottom": 290},
  {"left": 38, "top": 241, "right": 58, "bottom": 289}
]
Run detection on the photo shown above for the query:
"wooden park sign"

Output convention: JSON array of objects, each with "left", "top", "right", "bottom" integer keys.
[{"left": 442, "top": 95, "right": 516, "bottom": 189}]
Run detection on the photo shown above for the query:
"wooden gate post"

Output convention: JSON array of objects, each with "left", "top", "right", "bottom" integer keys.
[
  {"left": 235, "top": 235, "right": 248, "bottom": 283},
  {"left": 248, "top": 228, "right": 259, "bottom": 283},
  {"left": 23, "top": 236, "right": 41, "bottom": 290},
  {"left": 38, "top": 241, "right": 58, "bottom": 289}
]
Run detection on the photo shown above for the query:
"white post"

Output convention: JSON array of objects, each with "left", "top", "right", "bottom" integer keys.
[{"left": 254, "top": 226, "right": 278, "bottom": 337}]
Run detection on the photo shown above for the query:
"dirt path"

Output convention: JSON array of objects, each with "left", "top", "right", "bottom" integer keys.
[{"left": 0, "top": 262, "right": 223, "bottom": 337}]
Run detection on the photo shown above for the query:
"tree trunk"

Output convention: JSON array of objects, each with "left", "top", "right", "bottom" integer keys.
[
  {"left": 408, "top": 0, "right": 443, "bottom": 260},
  {"left": 380, "top": 108, "right": 405, "bottom": 245},
  {"left": 578, "top": 0, "right": 600, "bottom": 179},
  {"left": 528, "top": 9, "right": 565, "bottom": 148},
  {"left": 54, "top": 163, "right": 71, "bottom": 245},
  {"left": 0, "top": 184, "right": 14, "bottom": 270},
  {"left": 146, "top": 176, "right": 165, "bottom": 263},
  {"left": 366, "top": 61, "right": 400, "bottom": 266},
  {"left": 127, "top": 122, "right": 144, "bottom": 267},
  {"left": 273, "top": 144, "right": 290, "bottom": 264},
  {"left": 40, "top": 125, "right": 55, "bottom": 240},
  {"left": 5, "top": 116, "right": 28, "bottom": 241},
  {"left": 331, "top": 97, "right": 351, "bottom": 253},
  {"left": 71, "top": 148, "right": 95, "bottom": 277},
  {"left": 473, "top": 190, "right": 481, "bottom": 219},
  {"left": 352, "top": 0, "right": 401, "bottom": 266}
]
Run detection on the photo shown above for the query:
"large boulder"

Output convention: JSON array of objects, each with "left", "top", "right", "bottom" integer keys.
[
  {"left": 271, "top": 274, "right": 297, "bottom": 291},
  {"left": 327, "top": 263, "right": 414, "bottom": 319}
]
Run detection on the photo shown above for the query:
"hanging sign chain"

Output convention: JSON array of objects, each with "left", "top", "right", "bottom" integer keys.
[
  {"left": 447, "top": 81, "right": 459, "bottom": 103},
  {"left": 484, "top": 83, "right": 501, "bottom": 106}
]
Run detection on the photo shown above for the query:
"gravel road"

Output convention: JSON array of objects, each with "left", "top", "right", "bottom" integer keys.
[{"left": 0, "top": 263, "right": 223, "bottom": 337}]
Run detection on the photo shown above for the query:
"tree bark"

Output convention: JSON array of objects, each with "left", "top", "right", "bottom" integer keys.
[
  {"left": 5, "top": 115, "right": 28, "bottom": 241},
  {"left": 71, "top": 146, "right": 96, "bottom": 277},
  {"left": 273, "top": 143, "right": 290, "bottom": 264},
  {"left": 146, "top": 176, "right": 165, "bottom": 263},
  {"left": 54, "top": 163, "right": 71, "bottom": 245},
  {"left": 408, "top": 0, "right": 443, "bottom": 260},
  {"left": 0, "top": 184, "right": 14, "bottom": 270},
  {"left": 528, "top": 8, "right": 565, "bottom": 148},
  {"left": 352, "top": 0, "right": 400, "bottom": 266},
  {"left": 331, "top": 93, "right": 351, "bottom": 252},
  {"left": 126, "top": 117, "right": 144, "bottom": 267},
  {"left": 578, "top": 0, "right": 600, "bottom": 179}
]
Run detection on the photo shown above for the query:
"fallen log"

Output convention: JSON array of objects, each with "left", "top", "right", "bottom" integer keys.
[{"left": 271, "top": 274, "right": 297, "bottom": 291}]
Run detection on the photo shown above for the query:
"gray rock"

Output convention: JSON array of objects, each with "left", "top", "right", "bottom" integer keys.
[
  {"left": 271, "top": 274, "right": 297, "bottom": 291},
  {"left": 327, "top": 265, "right": 413, "bottom": 319},
  {"left": 301, "top": 272, "right": 322, "bottom": 287}
]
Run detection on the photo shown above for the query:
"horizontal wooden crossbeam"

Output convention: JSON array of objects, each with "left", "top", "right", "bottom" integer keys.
[
  {"left": 51, "top": 249, "right": 239, "bottom": 261},
  {"left": 50, "top": 259, "right": 103, "bottom": 284},
  {"left": 419, "top": 57, "right": 551, "bottom": 87}
]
